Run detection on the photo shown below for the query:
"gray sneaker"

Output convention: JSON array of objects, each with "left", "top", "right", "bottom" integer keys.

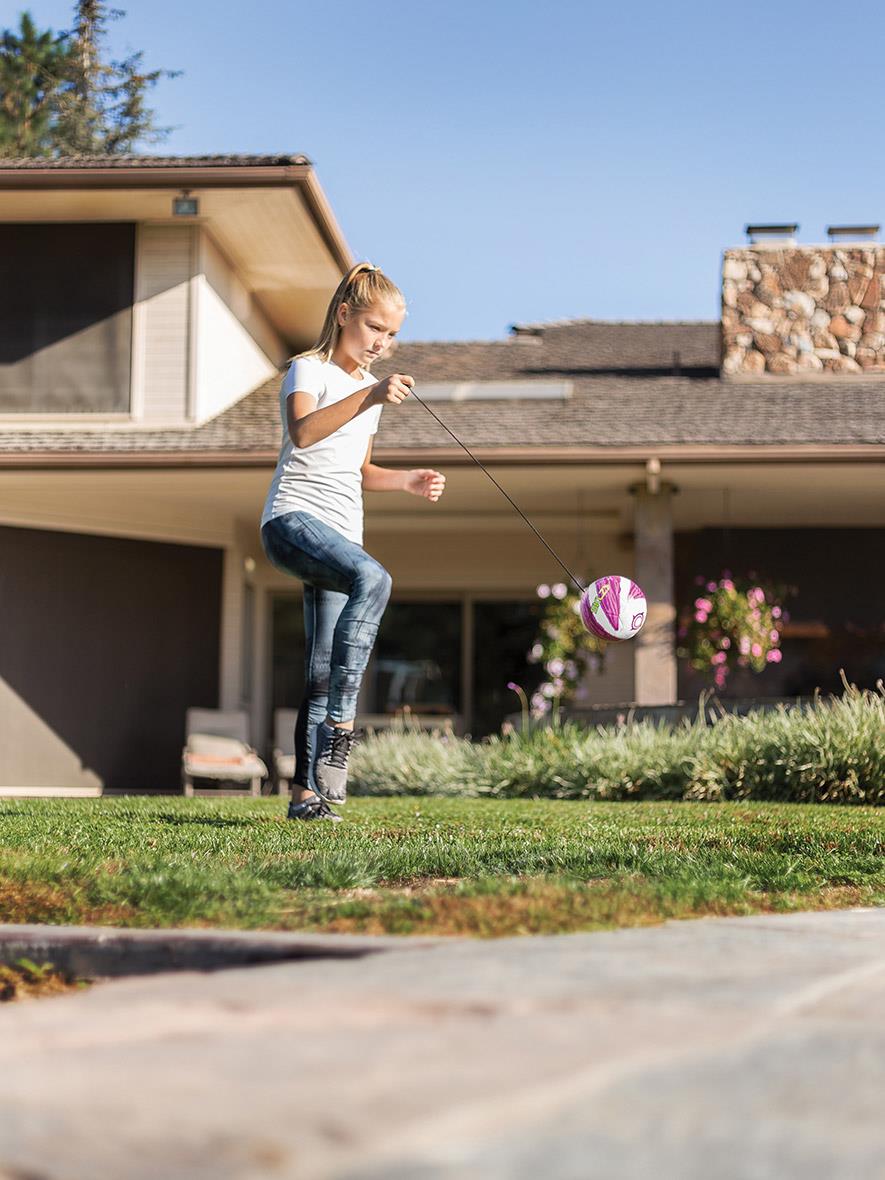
[
  {"left": 287, "top": 795, "right": 342, "bottom": 822},
  {"left": 314, "top": 722, "right": 357, "bottom": 804}
]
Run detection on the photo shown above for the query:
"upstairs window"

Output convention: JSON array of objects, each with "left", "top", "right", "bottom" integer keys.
[{"left": 0, "top": 222, "right": 135, "bottom": 414}]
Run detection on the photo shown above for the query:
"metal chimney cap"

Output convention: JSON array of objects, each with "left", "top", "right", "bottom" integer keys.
[
  {"left": 826, "top": 224, "right": 879, "bottom": 241},
  {"left": 745, "top": 223, "right": 799, "bottom": 244}
]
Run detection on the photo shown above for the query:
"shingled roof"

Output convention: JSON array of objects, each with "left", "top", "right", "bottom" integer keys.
[
  {"left": 1, "top": 319, "right": 883, "bottom": 459},
  {"left": 0, "top": 154, "right": 311, "bottom": 169}
]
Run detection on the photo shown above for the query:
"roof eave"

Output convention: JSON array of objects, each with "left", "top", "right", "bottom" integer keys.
[
  {"left": 0, "top": 158, "right": 353, "bottom": 273},
  {"left": 0, "top": 443, "right": 880, "bottom": 470}
]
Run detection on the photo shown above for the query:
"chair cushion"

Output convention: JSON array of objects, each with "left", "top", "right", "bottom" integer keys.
[
  {"left": 184, "top": 733, "right": 267, "bottom": 781},
  {"left": 188, "top": 733, "right": 248, "bottom": 759}
]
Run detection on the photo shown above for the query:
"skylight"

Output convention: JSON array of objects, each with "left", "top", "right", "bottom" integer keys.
[{"left": 408, "top": 381, "right": 572, "bottom": 402}]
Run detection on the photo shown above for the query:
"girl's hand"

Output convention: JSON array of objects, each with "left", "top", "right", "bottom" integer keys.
[
  {"left": 372, "top": 373, "right": 414, "bottom": 406},
  {"left": 404, "top": 468, "right": 446, "bottom": 502}
]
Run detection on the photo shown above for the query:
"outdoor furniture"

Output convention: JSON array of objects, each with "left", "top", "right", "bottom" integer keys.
[
  {"left": 272, "top": 708, "right": 299, "bottom": 796},
  {"left": 181, "top": 708, "right": 267, "bottom": 797}
]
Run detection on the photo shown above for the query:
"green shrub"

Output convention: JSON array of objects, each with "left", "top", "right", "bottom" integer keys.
[{"left": 351, "top": 685, "right": 885, "bottom": 804}]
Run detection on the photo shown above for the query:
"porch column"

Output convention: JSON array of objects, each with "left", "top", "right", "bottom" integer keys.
[
  {"left": 218, "top": 544, "right": 245, "bottom": 713},
  {"left": 632, "top": 482, "right": 677, "bottom": 705}
]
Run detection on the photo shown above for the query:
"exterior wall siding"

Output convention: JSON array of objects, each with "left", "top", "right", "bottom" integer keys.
[{"left": 133, "top": 224, "right": 195, "bottom": 423}]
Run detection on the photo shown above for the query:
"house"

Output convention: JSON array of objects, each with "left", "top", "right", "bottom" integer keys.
[{"left": 0, "top": 158, "right": 883, "bottom": 794}]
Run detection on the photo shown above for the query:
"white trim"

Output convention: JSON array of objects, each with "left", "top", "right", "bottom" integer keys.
[
  {"left": 130, "top": 221, "right": 146, "bottom": 420},
  {"left": 0, "top": 417, "right": 206, "bottom": 431},
  {"left": 0, "top": 785, "right": 102, "bottom": 797},
  {"left": 186, "top": 223, "right": 200, "bottom": 421}
]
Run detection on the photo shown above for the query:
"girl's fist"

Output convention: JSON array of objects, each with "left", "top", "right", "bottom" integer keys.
[
  {"left": 405, "top": 468, "right": 446, "bottom": 502},
  {"left": 373, "top": 374, "right": 414, "bottom": 406}
]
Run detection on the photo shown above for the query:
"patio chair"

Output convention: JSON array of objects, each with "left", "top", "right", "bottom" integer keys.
[
  {"left": 272, "top": 708, "right": 299, "bottom": 796},
  {"left": 181, "top": 708, "right": 268, "bottom": 797}
]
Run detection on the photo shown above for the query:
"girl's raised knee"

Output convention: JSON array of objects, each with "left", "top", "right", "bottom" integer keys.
[{"left": 356, "top": 561, "right": 392, "bottom": 603}]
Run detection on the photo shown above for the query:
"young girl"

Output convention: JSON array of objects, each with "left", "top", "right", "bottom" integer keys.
[{"left": 260, "top": 263, "right": 445, "bottom": 820}]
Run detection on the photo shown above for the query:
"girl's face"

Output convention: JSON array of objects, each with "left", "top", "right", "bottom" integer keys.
[{"left": 336, "top": 299, "right": 405, "bottom": 370}]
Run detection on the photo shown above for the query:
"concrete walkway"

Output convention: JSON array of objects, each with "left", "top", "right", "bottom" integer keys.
[{"left": 2, "top": 909, "right": 885, "bottom": 1179}]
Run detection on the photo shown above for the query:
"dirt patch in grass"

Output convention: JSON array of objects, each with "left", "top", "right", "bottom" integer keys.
[
  {"left": 270, "top": 879, "right": 881, "bottom": 938},
  {"left": 0, "top": 877, "right": 140, "bottom": 926}
]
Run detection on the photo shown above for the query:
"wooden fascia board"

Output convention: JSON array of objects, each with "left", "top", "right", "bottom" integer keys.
[
  {"left": 0, "top": 444, "right": 881, "bottom": 470},
  {"left": 0, "top": 162, "right": 313, "bottom": 189}
]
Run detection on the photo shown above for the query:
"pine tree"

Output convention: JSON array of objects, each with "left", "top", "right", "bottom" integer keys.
[
  {"left": 53, "top": 0, "right": 180, "bottom": 154},
  {"left": 0, "top": 14, "right": 72, "bottom": 157},
  {"left": 0, "top": 2, "right": 179, "bottom": 158}
]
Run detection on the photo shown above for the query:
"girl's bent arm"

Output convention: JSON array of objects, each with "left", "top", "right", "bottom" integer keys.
[
  {"left": 362, "top": 442, "right": 446, "bottom": 500},
  {"left": 287, "top": 373, "right": 413, "bottom": 448},
  {"left": 287, "top": 388, "right": 376, "bottom": 449},
  {"left": 361, "top": 463, "right": 409, "bottom": 492}
]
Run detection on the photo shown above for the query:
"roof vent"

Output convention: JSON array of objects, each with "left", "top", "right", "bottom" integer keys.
[
  {"left": 826, "top": 224, "right": 879, "bottom": 242},
  {"left": 745, "top": 223, "right": 798, "bottom": 245}
]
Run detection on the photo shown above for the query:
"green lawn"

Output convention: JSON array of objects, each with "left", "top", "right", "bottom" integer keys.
[{"left": 1, "top": 796, "right": 883, "bottom": 937}]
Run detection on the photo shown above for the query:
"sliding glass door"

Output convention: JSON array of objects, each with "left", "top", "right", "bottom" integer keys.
[{"left": 268, "top": 592, "right": 545, "bottom": 737}]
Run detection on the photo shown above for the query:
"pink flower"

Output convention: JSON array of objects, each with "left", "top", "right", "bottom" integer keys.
[
  {"left": 706, "top": 581, "right": 718, "bottom": 592},
  {"left": 712, "top": 652, "right": 727, "bottom": 665},
  {"left": 739, "top": 637, "right": 751, "bottom": 655},
  {"left": 751, "top": 643, "right": 762, "bottom": 657},
  {"left": 694, "top": 598, "right": 713, "bottom": 612},
  {"left": 695, "top": 611, "right": 708, "bottom": 623},
  {"left": 720, "top": 579, "right": 735, "bottom": 592},
  {"left": 714, "top": 667, "right": 728, "bottom": 688},
  {"left": 720, "top": 637, "right": 731, "bottom": 649},
  {"left": 766, "top": 649, "right": 783, "bottom": 663},
  {"left": 551, "top": 582, "right": 568, "bottom": 600},
  {"left": 771, "top": 606, "right": 782, "bottom": 619},
  {"left": 537, "top": 583, "right": 551, "bottom": 598},
  {"left": 770, "top": 630, "right": 779, "bottom": 643}
]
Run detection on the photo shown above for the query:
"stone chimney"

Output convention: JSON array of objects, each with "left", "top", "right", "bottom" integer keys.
[{"left": 721, "top": 225, "right": 885, "bottom": 376}]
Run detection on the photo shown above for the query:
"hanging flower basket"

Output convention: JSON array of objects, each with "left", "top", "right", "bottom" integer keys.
[
  {"left": 523, "top": 581, "right": 606, "bottom": 717},
  {"left": 678, "top": 572, "right": 794, "bottom": 690}
]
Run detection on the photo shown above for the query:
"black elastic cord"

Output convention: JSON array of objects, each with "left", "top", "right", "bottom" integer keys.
[{"left": 408, "top": 387, "right": 587, "bottom": 595}]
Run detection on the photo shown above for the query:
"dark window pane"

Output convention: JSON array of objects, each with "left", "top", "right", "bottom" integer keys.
[
  {"left": 270, "top": 594, "right": 305, "bottom": 726},
  {"left": 472, "top": 600, "right": 546, "bottom": 737},
  {"left": 676, "top": 527, "right": 885, "bottom": 698},
  {"left": 362, "top": 601, "right": 461, "bottom": 716},
  {"left": 0, "top": 223, "right": 134, "bottom": 412}
]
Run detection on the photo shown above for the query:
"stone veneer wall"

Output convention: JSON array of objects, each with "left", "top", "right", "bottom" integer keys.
[{"left": 721, "top": 246, "right": 885, "bottom": 376}]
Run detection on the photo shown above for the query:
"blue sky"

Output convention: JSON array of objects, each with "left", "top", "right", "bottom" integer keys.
[{"left": 11, "top": 0, "right": 885, "bottom": 341}]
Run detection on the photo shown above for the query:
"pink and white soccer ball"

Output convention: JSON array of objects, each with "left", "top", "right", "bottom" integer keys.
[{"left": 579, "top": 575, "right": 647, "bottom": 641}]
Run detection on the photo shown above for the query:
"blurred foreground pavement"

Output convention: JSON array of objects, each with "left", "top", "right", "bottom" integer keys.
[{"left": 1, "top": 909, "right": 884, "bottom": 1180}]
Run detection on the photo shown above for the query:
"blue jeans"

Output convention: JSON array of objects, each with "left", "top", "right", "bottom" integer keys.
[{"left": 260, "top": 511, "right": 392, "bottom": 791}]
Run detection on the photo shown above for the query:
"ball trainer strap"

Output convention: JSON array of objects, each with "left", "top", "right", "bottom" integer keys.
[{"left": 408, "top": 386, "right": 587, "bottom": 594}]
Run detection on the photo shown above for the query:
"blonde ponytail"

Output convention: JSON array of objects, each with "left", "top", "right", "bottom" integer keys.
[{"left": 294, "top": 262, "right": 405, "bottom": 363}]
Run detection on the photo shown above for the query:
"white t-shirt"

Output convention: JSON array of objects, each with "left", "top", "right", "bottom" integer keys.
[{"left": 260, "top": 355, "right": 382, "bottom": 545}]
